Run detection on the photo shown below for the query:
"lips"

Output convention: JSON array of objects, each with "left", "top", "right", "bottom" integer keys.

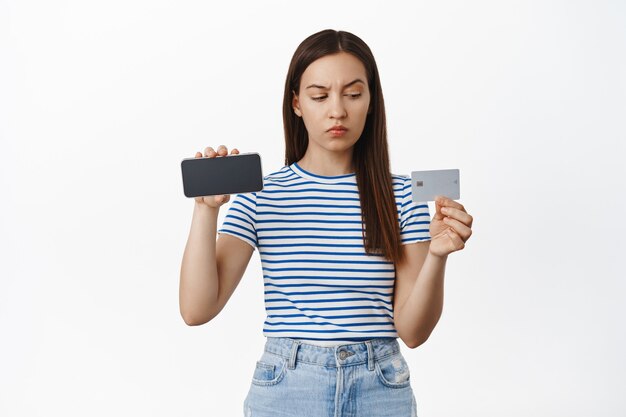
[{"left": 327, "top": 125, "right": 347, "bottom": 132}]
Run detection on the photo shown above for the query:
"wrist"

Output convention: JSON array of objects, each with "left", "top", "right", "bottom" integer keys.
[
  {"left": 194, "top": 201, "right": 220, "bottom": 214},
  {"left": 427, "top": 249, "right": 448, "bottom": 262}
]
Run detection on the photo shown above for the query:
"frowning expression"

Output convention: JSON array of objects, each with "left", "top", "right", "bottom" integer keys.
[{"left": 292, "top": 51, "right": 371, "bottom": 153}]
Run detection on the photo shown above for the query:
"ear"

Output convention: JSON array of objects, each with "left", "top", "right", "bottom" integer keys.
[{"left": 292, "top": 90, "right": 302, "bottom": 117}]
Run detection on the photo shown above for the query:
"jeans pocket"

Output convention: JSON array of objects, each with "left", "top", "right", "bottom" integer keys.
[
  {"left": 374, "top": 352, "right": 412, "bottom": 389},
  {"left": 250, "top": 351, "right": 287, "bottom": 387}
]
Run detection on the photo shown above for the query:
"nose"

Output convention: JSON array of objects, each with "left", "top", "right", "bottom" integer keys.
[{"left": 328, "top": 94, "right": 347, "bottom": 119}]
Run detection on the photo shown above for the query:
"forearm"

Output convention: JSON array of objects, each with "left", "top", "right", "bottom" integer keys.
[
  {"left": 179, "top": 202, "right": 220, "bottom": 325},
  {"left": 395, "top": 252, "right": 448, "bottom": 348}
]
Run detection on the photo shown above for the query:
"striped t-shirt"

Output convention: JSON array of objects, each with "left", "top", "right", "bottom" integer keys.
[{"left": 217, "top": 161, "right": 432, "bottom": 346}]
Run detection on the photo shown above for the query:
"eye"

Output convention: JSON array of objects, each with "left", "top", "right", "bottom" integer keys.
[{"left": 311, "top": 93, "right": 361, "bottom": 101}]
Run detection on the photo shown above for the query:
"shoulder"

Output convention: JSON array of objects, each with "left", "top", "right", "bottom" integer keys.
[
  {"left": 263, "top": 165, "right": 296, "bottom": 185},
  {"left": 391, "top": 173, "right": 410, "bottom": 183},
  {"left": 391, "top": 173, "right": 411, "bottom": 198}
]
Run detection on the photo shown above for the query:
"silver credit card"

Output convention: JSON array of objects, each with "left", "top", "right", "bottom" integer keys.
[{"left": 410, "top": 169, "right": 460, "bottom": 202}]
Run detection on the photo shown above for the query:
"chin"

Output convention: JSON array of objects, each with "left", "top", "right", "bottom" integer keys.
[
  {"left": 329, "top": 134, "right": 359, "bottom": 144},
  {"left": 324, "top": 142, "right": 357, "bottom": 152}
]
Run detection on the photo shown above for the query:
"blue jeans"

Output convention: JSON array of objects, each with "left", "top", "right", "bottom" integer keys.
[{"left": 243, "top": 337, "right": 418, "bottom": 417}]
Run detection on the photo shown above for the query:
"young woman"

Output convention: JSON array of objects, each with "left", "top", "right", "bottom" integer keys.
[{"left": 180, "top": 29, "right": 473, "bottom": 417}]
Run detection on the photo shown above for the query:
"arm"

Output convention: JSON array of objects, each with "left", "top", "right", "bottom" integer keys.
[
  {"left": 179, "top": 202, "right": 254, "bottom": 326},
  {"left": 393, "top": 195, "right": 473, "bottom": 348},
  {"left": 393, "top": 240, "right": 448, "bottom": 349}
]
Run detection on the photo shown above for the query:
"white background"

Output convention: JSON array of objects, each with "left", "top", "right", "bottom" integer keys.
[{"left": 1, "top": 1, "right": 625, "bottom": 416}]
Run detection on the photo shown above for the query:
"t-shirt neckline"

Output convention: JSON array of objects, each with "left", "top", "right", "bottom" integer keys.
[{"left": 289, "top": 161, "right": 356, "bottom": 184}]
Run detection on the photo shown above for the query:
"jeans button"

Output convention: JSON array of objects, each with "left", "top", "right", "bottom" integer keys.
[{"left": 339, "top": 350, "right": 347, "bottom": 360}]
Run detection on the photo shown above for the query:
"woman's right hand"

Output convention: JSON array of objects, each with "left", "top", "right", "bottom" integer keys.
[{"left": 193, "top": 145, "right": 240, "bottom": 208}]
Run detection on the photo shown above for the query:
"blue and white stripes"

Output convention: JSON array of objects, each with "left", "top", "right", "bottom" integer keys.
[{"left": 217, "top": 162, "right": 431, "bottom": 344}]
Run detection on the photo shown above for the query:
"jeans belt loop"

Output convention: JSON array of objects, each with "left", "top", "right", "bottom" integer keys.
[
  {"left": 288, "top": 339, "right": 301, "bottom": 370},
  {"left": 365, "top": 340, "right": 375, "bottom": 371}
]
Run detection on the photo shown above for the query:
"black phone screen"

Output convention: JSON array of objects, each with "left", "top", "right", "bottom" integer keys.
[{"left": 181, "top": 153, "right": 263, "bottom": 198}]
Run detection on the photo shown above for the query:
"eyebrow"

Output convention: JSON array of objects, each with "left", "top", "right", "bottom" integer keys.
[{"left": 305, "top": 79, "right": 365, "bottom": 90}]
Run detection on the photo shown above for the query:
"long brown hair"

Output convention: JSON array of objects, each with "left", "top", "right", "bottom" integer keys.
[{"left": 282, "top": 29, "right": 405, "bottom": 264}]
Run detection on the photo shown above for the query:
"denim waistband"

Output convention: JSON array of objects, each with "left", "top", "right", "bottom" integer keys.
[{"left": 263, "top": 337, "right": 401, "bottom": 370}]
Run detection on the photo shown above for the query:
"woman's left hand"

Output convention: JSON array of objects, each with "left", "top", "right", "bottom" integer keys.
[{"left": 428, "top": 196, "right": 473, "bottom": 258}]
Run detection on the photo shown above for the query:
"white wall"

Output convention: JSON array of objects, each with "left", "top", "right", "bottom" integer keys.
[{"left": 1, "top": 1, "right": 624, "bottom": 416}]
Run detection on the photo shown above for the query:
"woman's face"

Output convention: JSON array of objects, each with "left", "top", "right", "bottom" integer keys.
[{"left": 292, "top": 51, "right": 371, "bottom": 155}]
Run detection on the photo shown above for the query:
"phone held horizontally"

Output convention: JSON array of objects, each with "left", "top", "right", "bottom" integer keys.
[{"left": 181, "top": 152, "right": 264, "bottom": 198}]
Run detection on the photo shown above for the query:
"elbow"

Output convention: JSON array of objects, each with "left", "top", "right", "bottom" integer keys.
[
  {"left": 397, "top": 315, "right": 440, "bottom": 349},
  {"left": 182, "top": 315, "right": 211, "bottom": 326},
  {"left": 180, "top": 296, "right": 218, "bottom": 326},
  {"left": 405, "top": 334, "right": 429, "bottom": 349},
  {"left": 181, "top": 310, "right": 215, "bottom": 327},
  {"left": 404, "top": 339, "right": 418, "bottom": 349},
  {"left": 183, "top": 316, "right": 207, "bottom": 326},
  {"left": 399, "top": 329, "right": 431, "bottom": 349}
]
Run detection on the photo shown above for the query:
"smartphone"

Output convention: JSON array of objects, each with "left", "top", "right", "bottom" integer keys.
[
  {"left": 410, "top": 169, "right": 460, "bottom": 202},
  {"left": 181, "top": 152, "right": 264, "bottom": 198}
]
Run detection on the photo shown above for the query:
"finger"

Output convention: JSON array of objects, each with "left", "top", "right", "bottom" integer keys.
[
  {"left": 434, "top": 226, "right": 465, "bottom": 251},
  {"left": 231, "top": 148, "right": 240, "bottom": 155},
  {"left": 446, "top": 228, "right": 466, "bottom": 251},
  {"left": 435, "top": 195, "right": 464, "bottom": 211},
  {"left": 204, "top": 146, "right": 216, "bottom": 157},
  {"left": 216, "top": 194, "right": 230, "bottom": 204},
  {"left": 433, "top": 198, "right": 444, "bottom": 221},
  {"left": 441, "top": 206, "right": 473, "bottom": 228},
  {"left": 442, "top": 216, "right": 472, "bottom": 242},
  {"left": 433, "top": 195, "right": 450, "bottom": 221},
  {"left": 195, "top": 151, "right": 202, "bottom": 158},
  {"left": 216, "top": 145, "right": 228, "bottom": 156}
]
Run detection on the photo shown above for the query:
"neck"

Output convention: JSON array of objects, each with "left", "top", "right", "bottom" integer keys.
[{"left": 297, "top": 148, "right": 354, "bottom": 177}]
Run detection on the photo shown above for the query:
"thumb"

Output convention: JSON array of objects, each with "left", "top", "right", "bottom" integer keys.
[{"left": 433, "top": 195, "right": 445, "bottom": 221}]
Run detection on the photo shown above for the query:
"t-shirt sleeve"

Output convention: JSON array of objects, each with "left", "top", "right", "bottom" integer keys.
[
  {"left": 399, "top": 176, "right": 432, "bottom": 244},
  {"left": 217, "top": 192, "right": 258, "bottom": 250}
]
